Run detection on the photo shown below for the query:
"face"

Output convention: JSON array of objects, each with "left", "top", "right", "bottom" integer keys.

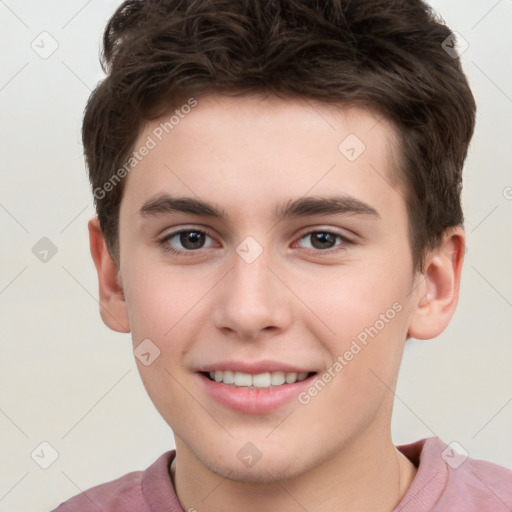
[{"left": 113, "top": 94, "right": 425, "bottom": 481}]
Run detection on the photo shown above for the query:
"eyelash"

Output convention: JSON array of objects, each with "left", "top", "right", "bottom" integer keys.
[{"left": 157, "top": 228, "right": 354, "bottom": 256}]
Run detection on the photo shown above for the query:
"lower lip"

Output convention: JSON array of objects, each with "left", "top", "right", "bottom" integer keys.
[{"left": 197, "top": 373, "right": 315, "bottom": 415}]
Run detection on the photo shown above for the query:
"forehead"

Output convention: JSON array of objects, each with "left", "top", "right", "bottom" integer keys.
[{"left": 121, "top": 94, "right": 403, "bottom": 221}]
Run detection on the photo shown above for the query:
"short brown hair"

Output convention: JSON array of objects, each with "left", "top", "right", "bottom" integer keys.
[{"left": 83, "top": 0, "right": 476, "bottom": 271}]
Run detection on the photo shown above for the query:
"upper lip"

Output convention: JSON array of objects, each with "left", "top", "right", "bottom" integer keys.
[{"left": 197, "top": 360, "right": 317, "bottom": 374}]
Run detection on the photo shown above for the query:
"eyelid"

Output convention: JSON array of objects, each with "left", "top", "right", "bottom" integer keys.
[
  {"left": 292, "top": 228, "right": 355, "bottom": 251},
  {"left": 294, "top": 224, "right": 356, "bottom": 242},
  {"left": 159, "top": 224, "right": 217, "bottom": 241}
]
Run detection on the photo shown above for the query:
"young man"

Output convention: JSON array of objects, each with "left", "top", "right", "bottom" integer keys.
[{"left": 53, "top": 0, "right": 512, "bottom": 510}]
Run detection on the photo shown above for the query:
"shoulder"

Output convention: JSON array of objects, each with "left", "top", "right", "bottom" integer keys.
[
  {"left": 441, "top": 444, "right": 512, "bottom": 511},
  {"left": 397, "top": 437, "right": 512, "bottom": 512},
  {"left": 51, "top": 451, "right": 175, "bottom": 512},
  {"left": 51, "top": 470, "right": 144, "bottom": 511}
]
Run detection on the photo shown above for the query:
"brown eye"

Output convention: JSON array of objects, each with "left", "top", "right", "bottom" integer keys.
[
  {"left": 159, "top": 229, "right": 216, "bottom": 255},
  {"left": 179, "top": 231, "right": 206, "bottom": 250},
  {"left": 296, "top": 231, "right": 352, "bottom": 251},
  {"left": 310, "top": 232, "right": 337, "bottom": 249}
]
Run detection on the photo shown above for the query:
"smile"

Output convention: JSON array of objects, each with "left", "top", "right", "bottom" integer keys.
[
  {"left": 206, "top": 370, "right": 313, "bottom": 388},
  {"left": 198, "top": 367, "right": 318, "bottom": 414}
]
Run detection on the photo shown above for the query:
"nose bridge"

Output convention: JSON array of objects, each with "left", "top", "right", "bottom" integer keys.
[
  {"left": 233, "top": 251, "right": 272, "bottom": 302},
  {"left": 212, "top": 243, "right": 291, "bottom": 338}
]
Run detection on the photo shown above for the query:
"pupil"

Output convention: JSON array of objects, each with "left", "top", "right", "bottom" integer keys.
[
  {"left": 181, "top": 231, "right": 204, "bottom": 249},
  {"left": 311, "top": 232, "right": 335, "bottom": 249}
]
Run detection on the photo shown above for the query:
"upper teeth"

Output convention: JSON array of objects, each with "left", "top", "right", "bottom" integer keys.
[{"left": 209, "top": 370, "right": 309, "bottom": 388}]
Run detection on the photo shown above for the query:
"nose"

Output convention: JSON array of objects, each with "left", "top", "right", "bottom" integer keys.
[{"left": 211, "top": 248, "right": 293, "bottom": 342}]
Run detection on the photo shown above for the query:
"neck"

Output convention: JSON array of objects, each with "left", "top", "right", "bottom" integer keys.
[{"left": 171, "top": 425, "right": 417, "bottom": 512}]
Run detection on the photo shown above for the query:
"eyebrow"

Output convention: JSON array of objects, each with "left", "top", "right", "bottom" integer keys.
[{"left": 138, "top": 194, "right": 380, "bottom": 221}]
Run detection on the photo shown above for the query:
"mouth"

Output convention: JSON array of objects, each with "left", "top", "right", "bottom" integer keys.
[
  {"left": 197, "top": 368, "right": 318, "bottom": 414},
  {"left": 202, "top": 370, "right": 315, "bottom": 388}
]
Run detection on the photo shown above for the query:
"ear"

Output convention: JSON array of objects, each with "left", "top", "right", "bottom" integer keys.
[
  {"left": 88, "top": 217, "right": 130, "bottom": 333},
  {"left": 407, "top": 227, "right": 465, "bottom": 340}
]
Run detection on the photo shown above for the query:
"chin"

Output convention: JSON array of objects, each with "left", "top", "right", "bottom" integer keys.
[
  {"left": 213, "top": 460, "right": 303, "bottom": 484},
  {"left": 197, "top": 444, "right": 315, "bottom": 484}
]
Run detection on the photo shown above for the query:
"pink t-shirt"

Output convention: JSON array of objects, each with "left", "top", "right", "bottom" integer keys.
[{"left": 52, "top": 437, "right": 512, "bottom": 511}]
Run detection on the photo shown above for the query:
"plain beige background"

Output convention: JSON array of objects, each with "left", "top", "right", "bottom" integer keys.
[{"left": 1, "top": 1, "right": 511, "bottom": 510}]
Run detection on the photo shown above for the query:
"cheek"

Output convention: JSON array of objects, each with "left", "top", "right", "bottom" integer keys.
[
  {"left": 134, "top": 358, "right": 197, "bottom": 440},
  {"left": 299, "top": 254, "right": 412, "bottom": 395},
  {"left": 123, "top": 259, "right": 209, "bottom": 342},
  {"left": 295, "top": 291, "right": 408, "bottom": 438},
  {"left": 310, "top": 263, "right": 408, "bottom": 338}
]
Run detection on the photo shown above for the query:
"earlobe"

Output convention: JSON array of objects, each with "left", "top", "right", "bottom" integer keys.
[
  {"left": 88, "top": 217, "right": 131, "bottom": 333},
  {"left": 407, "top": 227, "right": 465, "bottom": 340}
]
